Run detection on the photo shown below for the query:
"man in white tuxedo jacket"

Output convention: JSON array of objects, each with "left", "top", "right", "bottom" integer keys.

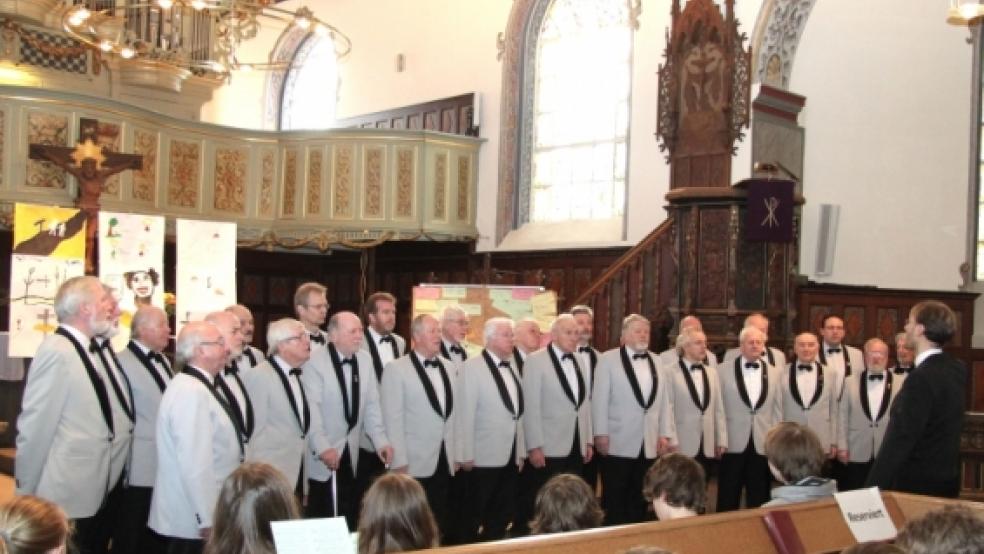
[
  {"left": 512, "top": 318, "right": 542, "bottom": 375},
  {"left": 116, "top": 306, "right": 173, "bottom": 554},
  {"left": 149, "top": 321, "right": 244, "bottom": 554},
  {"left": 593, "top": 314, "right": 675, "bottom": 525},
  {"left": 16, "top": 276, "right": 126, "bottom": 554},
  {"left": 891, "top": 332, "right": 916, "bottom": 375},
  {"left": 667, "top": 328, "right": 727, "bottom": 477},
  {"left": 717, "top": 326, "right": 783, "bottom": 511},
  {"left": 357, "top": 291, "right": 405, "bottom": 503},
  {"left": 779, "top": 333, "right": 837, "bottom": 460},
  {"left": 455, "top": 317, "right": 526, "bottom": 542},
  {"left": 305, "top": 312, "right": 392, "bottom": 527},
  {"left": 226, "top": 304, "right": 264, "bottom": 369},
  {"left": 439, "top": 304, "right": 469, "bottom": 371},
  {"left": 381, "top": 314, "right": 457, "bottom": 538},
  {"left": 817, "top": 314, "right": 864, "bottom": 398},
  {"left": 658, "top": 315, "right": 719, "bottom": 368},
  {"left": 206, "top": 311, "right": 255, "bottom": 448},
  {"left": 295, "top": 282, "right": 329, "bottom": 347},
  {"left": 571, "top": 304, "right": 601, "bottom": 490},
  {"left": 243, "top": 318, "right": 313, "bottom": 500},
  {"left": 722, "top": 313, "right": 786, "bottom": 371},
  {"left": 837, "top": 338, "right": 906, "bottom": 490}
]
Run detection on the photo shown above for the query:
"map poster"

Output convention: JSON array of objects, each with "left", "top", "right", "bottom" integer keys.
[
  {"left": 411, "top": 285, "right": 557, "bottom": 357},
  {"left": 176, "top": 218, "right": 237, "bottom": 335},
  {"left": 9, "top": 202, "right": 87, "bottom": 357}
]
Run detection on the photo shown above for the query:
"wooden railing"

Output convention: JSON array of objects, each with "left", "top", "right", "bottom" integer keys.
[{"left": 568, "top": 218, "right": 677, "bottom": 351}]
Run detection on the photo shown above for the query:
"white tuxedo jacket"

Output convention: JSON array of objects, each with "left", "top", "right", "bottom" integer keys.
[
  {"left": 837, "top": 370, "right": 906, "bottom": 462},
  {"left": 16, "top": 329, "right": 132, "bottom": 518},
  {"left": 149, "top": 370, "right": 242, "bottom": 538},
  {"left": 304, "top": 347, "right": 388, "bottom": 480},
  {"left": 117, "top": 341, "right": 172, "bottom": 487},
  {"left": 667, "top": 358, "right": 727, "bottom": 458},
  {"left": 718, "top": 356, "right": 782, "bottom": 455},
  {"left": 779, "top": 360, "right": 837, "bottom": 448},
  {"left": 243, "top": 358, "right": 310, "bottom": 491},
  {"left": 592, "top": 347, "right": 675, "bottom": 459},
  {"left": 658, "top": 349, "right": 718, "bottom": 370},
  {"left": 724, "top": 346, "right": 786, "bottom": 374},
  {"left": 818, "top": 343, "right": 865, "bottom": 399},
  {"left": 455, "top": 351, "right": 526, "bottom": 467},
  {"left": 381, "top": 353, "right": 456, "bottom": 478},
  {"left": 522, "top": 346, "right": 592, "bottom": 458},
  {"left": 359, "top": 330, "right": 406, "bottom": 452}
]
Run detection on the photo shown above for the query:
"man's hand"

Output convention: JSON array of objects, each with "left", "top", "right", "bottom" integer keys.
[
  {"left": 837, "top": 449, "right": 849, "bottom": 464},
  {"left": 656, "top": 437, "right": 671, "bottom": 455},
  {"left": 828, "top": 445, "right": 838, "bottom": 459},
  {"left": 715, "top": 446, "right": 727, "bottom": 459},
  {"left": 584, "top": 444, "right": 594, "bottom": 463},
  {"left": 378, "top": 445, "right": 394, "bottom": 466},
  {"left": 392, "top": 465, "right": 409, "bottom": 474},
  {"left": 594, "top": 435, "right": 610, "bottom": 456},
  {"left": 528, "top": 448, "right": 546, "bottom": 468},
  {"left": 319, "top": 448, "right": 340, "bottom": 471},
  {"left": 461, "top": 461, "right": 474, "bottom": 471},
  {"left": 199, "top": 527, "right": 212, "bottom": 540}
]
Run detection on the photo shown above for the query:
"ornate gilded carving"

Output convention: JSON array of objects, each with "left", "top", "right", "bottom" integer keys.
[
  {"left": 94, "top": 120, "right": 122, "bottom": 195},
  {"left": 457, "top": 156, "right": 469, "bottom": 221},
  {"left": 132, "top": 128, "right": 158, "bottom": 202},
  {"left": 259, "top": 147, "right": 275, "bottom": 217},
  {"left": 434, "top": 153, "right": 447, "bottom": 220},
  {"left": 213, "top": 146, "right": 247, "bottom": 213},
  {"left": 395, "top": 148, "right": 413, "bottom": 218},
  {"left": 333, "top": 145, "right": 353, "bottom": 217},
  {"left": 751, "top": 0, "right": 817, "bottom": 89},
  {"left": 307, "top": 148, "right": 322, "bottom": 215},
  {"left": 283, "top": 149, "right": 297, "bottom": 216},
  {"left": 26, "top": 111, "right": 68, "bottom": 189},
  {"left": 698, "top": 209, "right": 729, "bottom": 308},
  {"left": 167, "top": 139, "right": 200, "bottom": 207},
  {"left": 364, "top": 147, "right": 383, "bottom": 218}
]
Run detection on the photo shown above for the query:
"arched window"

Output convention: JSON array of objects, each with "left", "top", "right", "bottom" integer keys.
[{"left": 279, "top": 35, "right": 339, "bottom": 130}]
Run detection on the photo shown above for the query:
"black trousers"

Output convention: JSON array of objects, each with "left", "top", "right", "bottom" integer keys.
[
  {"left": 73, "top": 477, "right": 125, "bottom": 554},
  {"left": 356, "top": 446, "right": 386, "bottom": 502},
  {"left": 716, "top": 435, "right": 772, "bottom": 511},
  {"left": 463, "top": 442, "right": 519, "bottom": 543},
  {"left": 162, "top": 537, "right": 203, "bottom": 554},
  {"left": 113, "top": 485, "right": 166, "bottom": 554},
  {"left": 417, "top": 443, "right": 452, "bottom": 542},
  {"left": 841, "top": 460, "right": 874, "bottom": 492},
  {"left": 516, "top": 430, "right": 584, "bottom": 536},
  {"left": 600, "top": 448, "right": 653, "bottom": 525},
  {"left": 306, "top": 448, "right": 358, "bottom": 529}
]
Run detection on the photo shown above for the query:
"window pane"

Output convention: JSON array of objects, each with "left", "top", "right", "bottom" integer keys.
[
  {"left": 530, "top": 0, "right": 632, "bottom": 223},
  {"left": 281, "top": 36, "right": 339, "bottom": 130}
]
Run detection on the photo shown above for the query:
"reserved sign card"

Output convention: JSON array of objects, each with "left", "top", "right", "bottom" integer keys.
[
  {"left": 271, "top": 517, "right": 355, "bottom": 554},
  {"left": 834, "top": 487, "right": 897, "bottom": 543}
]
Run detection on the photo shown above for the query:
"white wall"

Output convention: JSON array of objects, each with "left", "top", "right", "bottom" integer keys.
[{"left": 200, "top": 0, "right": 974, "bottom": 293}]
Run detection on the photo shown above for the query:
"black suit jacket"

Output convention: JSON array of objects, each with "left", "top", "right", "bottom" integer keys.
[{"left": 865, "top": 352, "right": 966, "bottom": 497}]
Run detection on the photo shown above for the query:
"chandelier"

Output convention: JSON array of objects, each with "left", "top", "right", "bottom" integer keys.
[
  {"left": 948, "top": 0, "right": 984, "bottom": 24},
  {"left": 62, "top": 0, "right": 351, "bottom": 76}
]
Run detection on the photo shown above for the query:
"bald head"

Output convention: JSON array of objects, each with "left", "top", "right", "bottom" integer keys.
[
  {"left": 327, "top": 311, "right": 363, "bottom": 357},
  {"left": 225, "top": 304, "right": 255, "bottom": 344},
  {"left": 205, "top": 311, "right": 244, "bottom": 361}
]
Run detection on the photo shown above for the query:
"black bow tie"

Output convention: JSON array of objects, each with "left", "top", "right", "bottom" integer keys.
[
  {"left": 561, "top": 353, "right": 574, "bottom": 361},
  {"left": 578, "top": 346, "right": 592, "bottom": 353},
  {"left": 309, "top": 333, "right": 325, "bottom": 345},
  {"left": 690, "top": 364, "right": 704, "bottom": 372},
  {"left": 224, "top": 366, "right": 238, "bottom": 376},
  {"left": 423, "top": 359, "right": 441, "bottom": 368},
  {"left": 632, "top": 353, "right": 647, "bottom": 360},
  {"left": 89, "top": 340, "right": 101, "bottom": 353},
  {"left": 894, "top": 366, "right": 912, "bottom": 375},
  {"left": 340, "top": 358, "right": 353, "bottom": 366},
  {"left": 745, "top": 362, "right": 760, "bottom": 369},
  {"left": 379, "top": 335, "right": 394, "bottom": 344},
  {"left": 868, "top": 373, "right": 884, "bottom": 381},
  {"left": 498, "top": 361, "right": 511, "bottom": 369},
  {"left": 827, "top": 347, "right": 841, "bottom": 354},
  {"left": 290, "top": 368, "right": 302, "bottom": 376},
  {"left": 449, "top": 345, "right": 465, "bottom": 355},
  {"left": 149, "top": 351, "right": 165, "bottom": 364},
  {"left": 797, "top": 364, "right": 813, "bottom": 372}
]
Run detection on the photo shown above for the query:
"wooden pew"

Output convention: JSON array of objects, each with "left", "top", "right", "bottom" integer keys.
[{"left": 428, "top": 492, "right": 983, "bottom": 554}]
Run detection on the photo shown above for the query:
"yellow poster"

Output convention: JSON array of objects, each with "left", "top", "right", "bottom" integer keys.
[{"left": 12, "top": 202, "right": 86, "bottom": 260}]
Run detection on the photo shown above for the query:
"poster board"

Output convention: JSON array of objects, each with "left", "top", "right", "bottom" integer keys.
[{"left": 411, "top": 284, "right": 557, "bottom": 357}]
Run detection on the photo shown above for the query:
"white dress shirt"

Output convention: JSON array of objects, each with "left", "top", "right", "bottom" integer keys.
[
  {"left": 626, "top": 346, "right": 654, "bottom": 400},
  {"left": 552, "top": 344, "right": 580, "bottom": 400},
  {"left": 866, "top": 371, "right": 887, "bottom": 415},
  {"left": 795, "top": 361, "right": 818, "bottom": 407},
  {"left": 741, "top": 356, "right": 763, "bottom": 407},
  {"left": 681, "top": 357, "right": 705, "bottom": 405},
  {"left": 273, "top": 355, "right": 307, "bottom": 427},
  {"left": 915, "top": 347, "right": 943, "bottom": 366},
  {"left": 415, "top": 352, "right": 448, "bottom": 413},
  {"left": 488, "top": 351, "right": 519, "bottom": 412},
  {"left": 368, "top": 327, "right": 397, "bottom": 366}
]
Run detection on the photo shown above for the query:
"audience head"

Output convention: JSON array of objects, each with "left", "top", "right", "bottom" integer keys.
[
  {"left": 357, "top": 473, "right": 439, "bottom": 554},
  {"left": 570, "top": 305, "right": 594, "bottom": 345},
  {"left": 820, "top": 314, "right": 846, "bottom": 346},
  {"left": 679, "top": 315, "right": 703, "bottom": 333},
  {"left": 676, "top": 329, "right": 707, "bottom": 363},
  {"left": 530, "top": 473, "right": 604, "bottom": 535},
  {"left": 410, "top": 314, "right": 441, "bottom": 359},
  {"left": 204, "top": 463, "right": 300, "bottom": 554},
  {"left": 294, "top": 282, "right": 328, "bottom": 331},
  {"left": 176, "top": 321, "right": 227, "bottom": 374},
  {"left": 439, "top": 305, "right": 469, "bottom": 344},
  {"left": 514, "top": 318, "right": 543, "bottom": 353},
  {"left": 894, "top": 331, "right": 916, "bottom": 367},
  {"left": 326, "top": 311, "right": 364, "bottom": 357},
  {"left": 225, "top": 305, "right": 256, "bottom": 345},
  {"left": 864, "top": 338, "right": 889, "bottom": 374},
  {"left": 266, "top": 318, "right": 310, "bottom": 366},
  {"left": 364, "top": 292, "right": 397, "bottom": 335},
  {"left": 906, "top": 300, "right": 957, "bottom": 350},
  {"left": 0, "top": 495, "right": 70, "bottom": 554},
  {"left": 131, "top": 305, "right": 171, "bottom": 352},
  {"left": 550, "top": 314, "right": 579, "bottom": 354},
  {"left": 205, "top": 311, "right": 244, "bottom": 362},
  {"left": 483, "top": 317, "right": 515, "bottom": 359},
  {"left": 621, "top": 314, "right": 651, "bottom": 352},
  {"left": 840, "top": 543, "right": 905, "bottom": 554},
  {"left": 738, "top": 326, "right": 765, "bottom": 361},
  {"left": 744, "top": 313, "right": 771, "bottom": 339},
  {"left": 765, "top": 422, "right": 825, "bottom": 484},
  {"left": 54, "top": 275, "right": 112, "bottom": 338},
  {"left": 895, "top": 505, "right": 984, "bottom": 554},
  {"left": 642, "top": 453, "right": 706, "bottom": 520},
  {"left": 793, "top": 332, "right": 820, "bottom": 364}
]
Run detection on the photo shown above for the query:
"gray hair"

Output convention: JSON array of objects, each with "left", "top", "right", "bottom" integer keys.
[
  {"left": 570, "top": 305, "right": 594, "bottom": 318},
  {"left": 676, "top": 328, "right": 705, "bottom": 349},
  {"left": 895, "top": 332, "right": 915, "bottom": 349},
  {"left": 739, "top": 326, "right": 765, "bottom": 343},
  {"left": 744, "top": 313, "right": 767, "bottom": 327},
  {"left": 483, "top": 317, "right": 515, "bottom": 343},
  {"left": 175, "top": 321, "right": 217, "bottom": 366},
  {"left": 267, "top": 318, "right": 305, "bottom": 357},
  {"left": 550, "top": 313, "right": 576, "bottom": 333},
  {"left": 54, "top": 275, "right": 101, "bottom": 321},
  {"left": 440, "top": 305, "right": 466, "bottom": 322},
  {"left": 621, "top": 314, "right": 650, "bottom": 336},
  {"left": 864, "top": 337, "right": 888, "bottom": 354},
  {"left": 411, "top": 314, "right": 436, "bottom": 339},
  {"left": 131, "top": 306, "right": 166, "bottom": 339}
]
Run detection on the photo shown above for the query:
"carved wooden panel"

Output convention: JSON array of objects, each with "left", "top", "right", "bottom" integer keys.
[
  {"left": 332, "top": 145, "right": 353, "bottom": 218},
  {"left": 395, "top": 148, "right": 414, "bottom": 219},
  {"left": 364, "top": 147, "right": 384, "bottom": 218},
  {"left": 258, "top": 147, "right": 275, "bottom": 217},
  {"left": 94, "top": 119, "right": 122, "bottom": 196},
  {"left": 268, "top": 276, "right": 291, "bottom": 306},
  {"left": 735, "top": 237, "right": 765, "bottom": 310},
  {"left": 434, "top": 153, "right": 447, "bottom": 220},
  {"left": 132, "top": 127, "right": 158, "bottom": 202},
  {"left": 213, "top": 146, "right": 247, "bottom": 213},
  {"left": 241, "top": 274, "right": 264, "bottom": 304},
  {"left": 335, "top": 93, "right": 476, "bottom": 137},
  {"left": 282, "top": 149, "right": 298, "bottom": 216},
  {"left": 843, "top": 306, "right": 865, "bottom": 345},
  {"left": 697, "top": 209, "right": 729, "bottom": 308},
  {"left": 26, "top": 110, "right": 68, "bottom": 189},
  {"left": 457, "top": 155, "right": 470, "bottom": 221},
  {"left": 167, "top": 139, "right": 200, "bottom": 208},
  {"left": 876, "top": 308, "right": 899, "bottom": 345},
  {"left": 307, "top": 148, "right": 323, "bottom": 216}
]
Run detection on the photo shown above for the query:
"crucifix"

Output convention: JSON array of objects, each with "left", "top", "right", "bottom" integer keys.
[{"left": 28, "top": 120, "right": 142, "bottom": 273}]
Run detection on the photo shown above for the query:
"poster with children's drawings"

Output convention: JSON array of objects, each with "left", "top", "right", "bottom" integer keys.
[
  {"left": 176, "top": 218, "right": 236, "bottom": 335},
  {"left": 9, "top": 202, "right": 87, "bottom": 357},
  {"left": 99, "top": 211, "right": 165, "bottom": 349}
]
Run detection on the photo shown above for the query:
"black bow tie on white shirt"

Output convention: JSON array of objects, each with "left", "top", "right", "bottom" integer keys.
[
  {"left": 498, "top": 361, "right": 511, "bottom": 369},
  {"left": 149, "top": 351, "right": 165, "bottom": 364},
  {"left": 632, "top": 353, "right": 647, "bottom": 360},
  {"left": 340, "top": 358, "right": 353, "bottom": 365},
  {"left": 578, "top": 346, "right": 591, "bottom": 353},
  {"left": 690, "top": 364, "right": 704, "bottom": 372},
  {"left": 868, "top": 373, "right": 884, "bottom": 381},
  {"left": 827, "top": 347, "right": 841, "bottom": 354},
  {"left": 88, "top": 340, "right": 101, "bottom": 353},
  {"left": 560, "top": 353, "right": 574, "bottom": 362},
  {"left": 798, "top": 364, "right": 813, "bottom": 372},
  {"left": 449, "top": 345, "right": 465, "bottom": 356},
  {"left": 423, "top": 359, "right": 441, "bottom": 368},
  {"left": 379, "top": 335, "right": 394, "bottom": 344},
  {"left": 224, "top": 365, "right": 238, "bottom": 376},
  {"left": 745, "top": 362, "right": 760, "bottom": 369},
  {"left": 309, "top": 333, "right": 325, "bottom": 345},
  {"left": 289, "top": 368, "right": 303, "bottom": 377}
]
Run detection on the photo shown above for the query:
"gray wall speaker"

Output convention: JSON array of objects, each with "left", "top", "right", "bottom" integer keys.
[{"left": 815, "top": 204, "right": 840, "bottom": 276}]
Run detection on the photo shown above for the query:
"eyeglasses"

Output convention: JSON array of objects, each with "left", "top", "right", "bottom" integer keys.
[{"left": 200, "top": 338, "right": 226, "bottom": 347}]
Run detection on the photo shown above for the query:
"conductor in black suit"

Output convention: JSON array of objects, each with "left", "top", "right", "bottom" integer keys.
[{"left": 866, "top": 300, "right": 966, "bottom": 498}]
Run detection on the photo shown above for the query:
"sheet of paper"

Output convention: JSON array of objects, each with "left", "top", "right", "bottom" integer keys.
[
  {"left": 271, "top": 517, "right": 355, "bottom": 554},
  {"left": 834, "top": 487, "right": 897, "bottom": 543}
]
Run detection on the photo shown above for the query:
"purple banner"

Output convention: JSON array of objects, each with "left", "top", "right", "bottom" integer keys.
[{"left": 745, "top": 179, "right": 794, "bottom": 242}]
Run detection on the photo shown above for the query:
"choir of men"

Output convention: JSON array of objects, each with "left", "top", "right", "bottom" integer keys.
[{"left": 15, "top": 273, "right": 955, "bottom": 549}]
